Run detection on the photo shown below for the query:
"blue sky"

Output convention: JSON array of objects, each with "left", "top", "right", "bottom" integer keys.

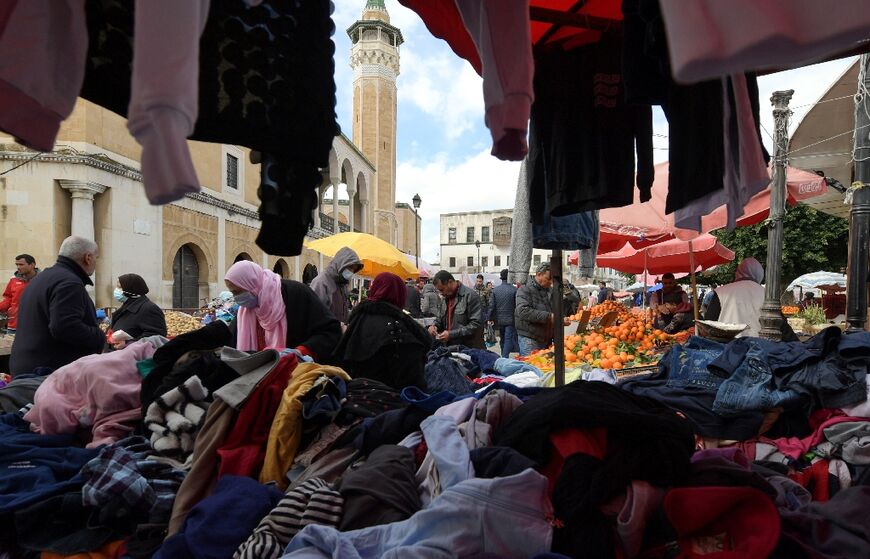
[{"left": 332, "top": 0, "right": 857, "bottom": 263}]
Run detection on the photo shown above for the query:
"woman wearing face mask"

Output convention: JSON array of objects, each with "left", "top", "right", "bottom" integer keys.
[
  {"left": 224, "top": 260, "right": 342, "bottom": 360},
  {"left": 109, "top": 273, "right": 167, "bottom": 346},
  {"left": 309, "top": 247, "right": 363, "bottom": 325}
]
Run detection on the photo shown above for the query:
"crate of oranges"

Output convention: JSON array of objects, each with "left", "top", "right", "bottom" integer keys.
[
  {"left": 781, "top": 306, "right": 800, "bottom": 316},
  {"left": 522, "top": 315, "right": 676, "bottom": 372}
]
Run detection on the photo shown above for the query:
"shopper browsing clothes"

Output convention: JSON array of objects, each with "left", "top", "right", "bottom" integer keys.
[
  {"left": 108, "top": 273, "right": 167, "bottom": 347},
  {"left": 488, "top": 268, "right": 519, "bottom": 358},
  {"left": 404, "top": 276, "right": 425, "bottom": 318},
  {"left": 224, "top": 260, "right": 341, "bottom": 361},
  {"left": 0, "top": 253, "right": 39, "bottom": 333},
  {"left": 10, "top": 236, "right": 104, "bottom": 375},
  {"left": 335, "top": 272, "right": 431, "bottom": 390},
  {"left": 428, "top": 270, "right": 484, "bottom": 349},
  {"left": 515, "top": 262, "right": 570, "bottom": 356},
  {"left": 310, "top": 247, "right": 363, "bottom": 325}
]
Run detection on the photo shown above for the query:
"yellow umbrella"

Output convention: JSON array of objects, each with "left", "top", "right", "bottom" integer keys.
[{"left": 304, "top": 232, "right": 420, "bottom": 279}]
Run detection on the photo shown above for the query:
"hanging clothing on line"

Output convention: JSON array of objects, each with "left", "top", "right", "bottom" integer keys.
[
  {"left": 674, "top": 74, "right": 770, "bottom": 231},
  {"left": 528, "top": 34, "right": 654, "bottom": 223},
  {"left": 658, "top": 0, "right": 870, "bottom": 84},
  {"left": 1, "top": 0, "right": 340, "bottom": 257},
  {"left": 453, "top": 0, "right": 533, "bottom": 161},
  {"left": 621, "top": 0, "right": 770, "bottom": 220}
]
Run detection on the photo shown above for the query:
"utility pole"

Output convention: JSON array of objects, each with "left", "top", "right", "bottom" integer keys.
[
  {"left": 552, "top": 250, "right": 565, "bottom": 387},
  {"left": 759, "top": 89, "right": 793, "bottom": 341},
  {"left": 846, "top": 54, "right": 870, "bottom": 331}
]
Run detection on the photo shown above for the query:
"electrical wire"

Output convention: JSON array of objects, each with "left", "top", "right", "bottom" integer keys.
[{"left": 0, "top": 152, "right": 41, "bottom": 176}]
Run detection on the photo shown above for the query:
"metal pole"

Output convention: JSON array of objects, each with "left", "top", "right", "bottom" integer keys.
[
  {"left": 414, "top": 208, "right": 419, "bottom": 269},
  {"left": 759, "top": 89, "right": 794, "bottom": 341},
  {"left": 552, "top": 250, "right": 565, "bottom": 387},
  {"left": 846, "top": 54, "right": 870, "bottom": 331},
  {"left": 689, "top": 240, "right": 699, "bottom": 322}
]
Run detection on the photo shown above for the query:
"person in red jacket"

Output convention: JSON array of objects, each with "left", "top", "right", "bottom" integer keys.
[{"left": 0, "top": 254, "right": 38, "bottom": 332}]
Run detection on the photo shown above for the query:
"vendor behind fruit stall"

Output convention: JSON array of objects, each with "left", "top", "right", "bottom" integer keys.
[
  {"left": 108, "top": 273, "right": 167, "bottom": 348},
  {"left": 652, "top": 273, "right": 693, "bottom": 334},
  {"left": 655, "top": 289, "right": 694, "bottom": 334}
]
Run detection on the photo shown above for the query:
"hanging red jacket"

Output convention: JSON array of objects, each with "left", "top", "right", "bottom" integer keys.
[{"left": 0, "top": 273, "right": 35, "bottom": 329}]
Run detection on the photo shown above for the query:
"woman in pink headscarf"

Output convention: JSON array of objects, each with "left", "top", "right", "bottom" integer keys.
[{"left": 223, "top": 260, "right": 341, "bottom": 360}]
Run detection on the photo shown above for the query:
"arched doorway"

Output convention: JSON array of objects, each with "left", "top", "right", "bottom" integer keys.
[
  {"left": 302, "top": 263, "right": 318, "bottom": 285},
  {"left": 273, "top": 259, "right": 289, "bottom": 279},
  {"left": 234, "top": 252, "right": 253, "bottom": 263},
  {"left": 172, "top": 244, "right": 201, "bottom": 309}
]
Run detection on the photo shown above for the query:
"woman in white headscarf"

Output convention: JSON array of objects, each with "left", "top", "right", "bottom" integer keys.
[{"left": 703, "top": 257, "right": 765, "bottom": 337}]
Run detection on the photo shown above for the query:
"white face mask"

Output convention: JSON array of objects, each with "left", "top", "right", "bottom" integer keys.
[{"left": 341, "top": 269, "right": 355, "bottom": 281}]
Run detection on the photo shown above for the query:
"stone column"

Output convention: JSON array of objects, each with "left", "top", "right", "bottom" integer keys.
[
  {"left": 59, "top": 180, "right": 106, "bottom": 242},
  {"left": 330, "top": 176, "right": 341, "bottom": 233},
  {"left": 59, "top": 180, "right": 107, "bottom": 298},
  {"left": 346, "top": 184, "right": 357, "bottom": 231},
  {"left": 360, "top": 199, "right": 369, "bottom": 233}
]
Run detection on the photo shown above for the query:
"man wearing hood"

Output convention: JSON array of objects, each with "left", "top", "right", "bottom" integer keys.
[
  {"left": 420, "top": 279, "right": 441, "bottom": 318},
  {"left": 310, "top": 247, "right": 363, "bottom": 324},
  {"left": 0, "top": 254, "right": 39, "bottom": 333}
]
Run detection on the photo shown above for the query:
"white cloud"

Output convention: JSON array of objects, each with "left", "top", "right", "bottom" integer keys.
[
  {"left": 396, "top": 150, "right": 521, "bottom": 261},
  {"left": 398, "top": 47, "right": 484, "bottom": 140}
]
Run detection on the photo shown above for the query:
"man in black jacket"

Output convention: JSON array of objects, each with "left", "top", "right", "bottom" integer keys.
[
  {"left": 428, "top": 271, "right": 484, "bottom": 349},
  {"left": 10, "top": 236, "right": 105, "bottom": 376},
  {"left": 515, "top": 263, "right": 568, "bottom": 356},
  {"left": 488, "top": 269, "right": 519, "bottom": 358}
]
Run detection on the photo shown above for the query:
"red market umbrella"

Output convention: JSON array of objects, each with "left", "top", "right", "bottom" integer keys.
[
  {"left": 596, "top": 234, "right": 734, "bottom": 276},
  {"left": 597, "top": 234, "right": 735, "bottom": 320},
  {"left": 598, "top": 162, "right": 826, "bottom": 246}
]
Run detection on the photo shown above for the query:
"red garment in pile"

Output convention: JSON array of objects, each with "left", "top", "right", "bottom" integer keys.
[{"left": 216, "top": 354, "right": 298, "bottom": 478}]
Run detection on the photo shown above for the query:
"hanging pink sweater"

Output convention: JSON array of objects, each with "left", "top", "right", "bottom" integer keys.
[
  {"left": 24, "top": 340, "right": 157, "bottom": 448},
  {"left": 454, "top": 0, "right": 533, "bottom": 161}
]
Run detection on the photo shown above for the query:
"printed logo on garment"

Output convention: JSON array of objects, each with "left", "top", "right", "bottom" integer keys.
[
  {"left": 593, "top": 73, "right": 621, "bottom": 108},
  {"left": 8, "top": 461, "right": 35, "bottom": 469}
]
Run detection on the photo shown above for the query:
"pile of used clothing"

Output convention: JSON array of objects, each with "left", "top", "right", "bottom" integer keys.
[{"left": 0, "top": 326, "right": 868, "bottom": 558}]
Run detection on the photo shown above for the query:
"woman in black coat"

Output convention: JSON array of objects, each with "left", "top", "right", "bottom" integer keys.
[
  {"left": 110, "top": 273, "right": 167, "bottom": 345},
  {"left": 334, "top": 272, "right": 432, "bottom": 390}
]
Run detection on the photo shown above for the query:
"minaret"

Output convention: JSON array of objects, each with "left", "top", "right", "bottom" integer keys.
[{"left": 348, "top": 0, "right": 403, "bottom": 243}]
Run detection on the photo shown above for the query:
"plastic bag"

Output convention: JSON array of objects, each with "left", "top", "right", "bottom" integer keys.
[{"left": 484, "top": 323, "right": 497, "bottom": 347}]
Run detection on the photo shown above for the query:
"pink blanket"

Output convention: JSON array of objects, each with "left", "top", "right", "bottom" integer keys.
[{"left": 24, "top": 341, "right": 156, "bottom": 448}]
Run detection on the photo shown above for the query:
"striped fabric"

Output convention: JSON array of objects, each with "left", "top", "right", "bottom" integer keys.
[{"left": 234, "top": 477, "right": 343, "bottom": 559}]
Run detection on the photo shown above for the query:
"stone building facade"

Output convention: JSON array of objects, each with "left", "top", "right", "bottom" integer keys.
[
  {"left": 438, "top": 210, "right": 626, "bottom": 288},
  {"left": 0, "top": 0, "right": 420, "bottom": 310}
]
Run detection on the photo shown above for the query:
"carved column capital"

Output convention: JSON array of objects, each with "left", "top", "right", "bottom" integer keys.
[{"left": 58, "top": 180, "right": 108, "bottom": 200}]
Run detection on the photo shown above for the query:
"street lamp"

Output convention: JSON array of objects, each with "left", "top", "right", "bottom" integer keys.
[
  {"left": 412, "top": 193, "right": 422, "bottom": 269},
  {"left": 475, "top": 240, "right": 481, "bottom": 273}
]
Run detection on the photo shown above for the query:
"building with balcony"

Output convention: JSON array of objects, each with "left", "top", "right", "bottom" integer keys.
[{"left": 438, "top": 209, "right": 626, "bottom": 288}]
